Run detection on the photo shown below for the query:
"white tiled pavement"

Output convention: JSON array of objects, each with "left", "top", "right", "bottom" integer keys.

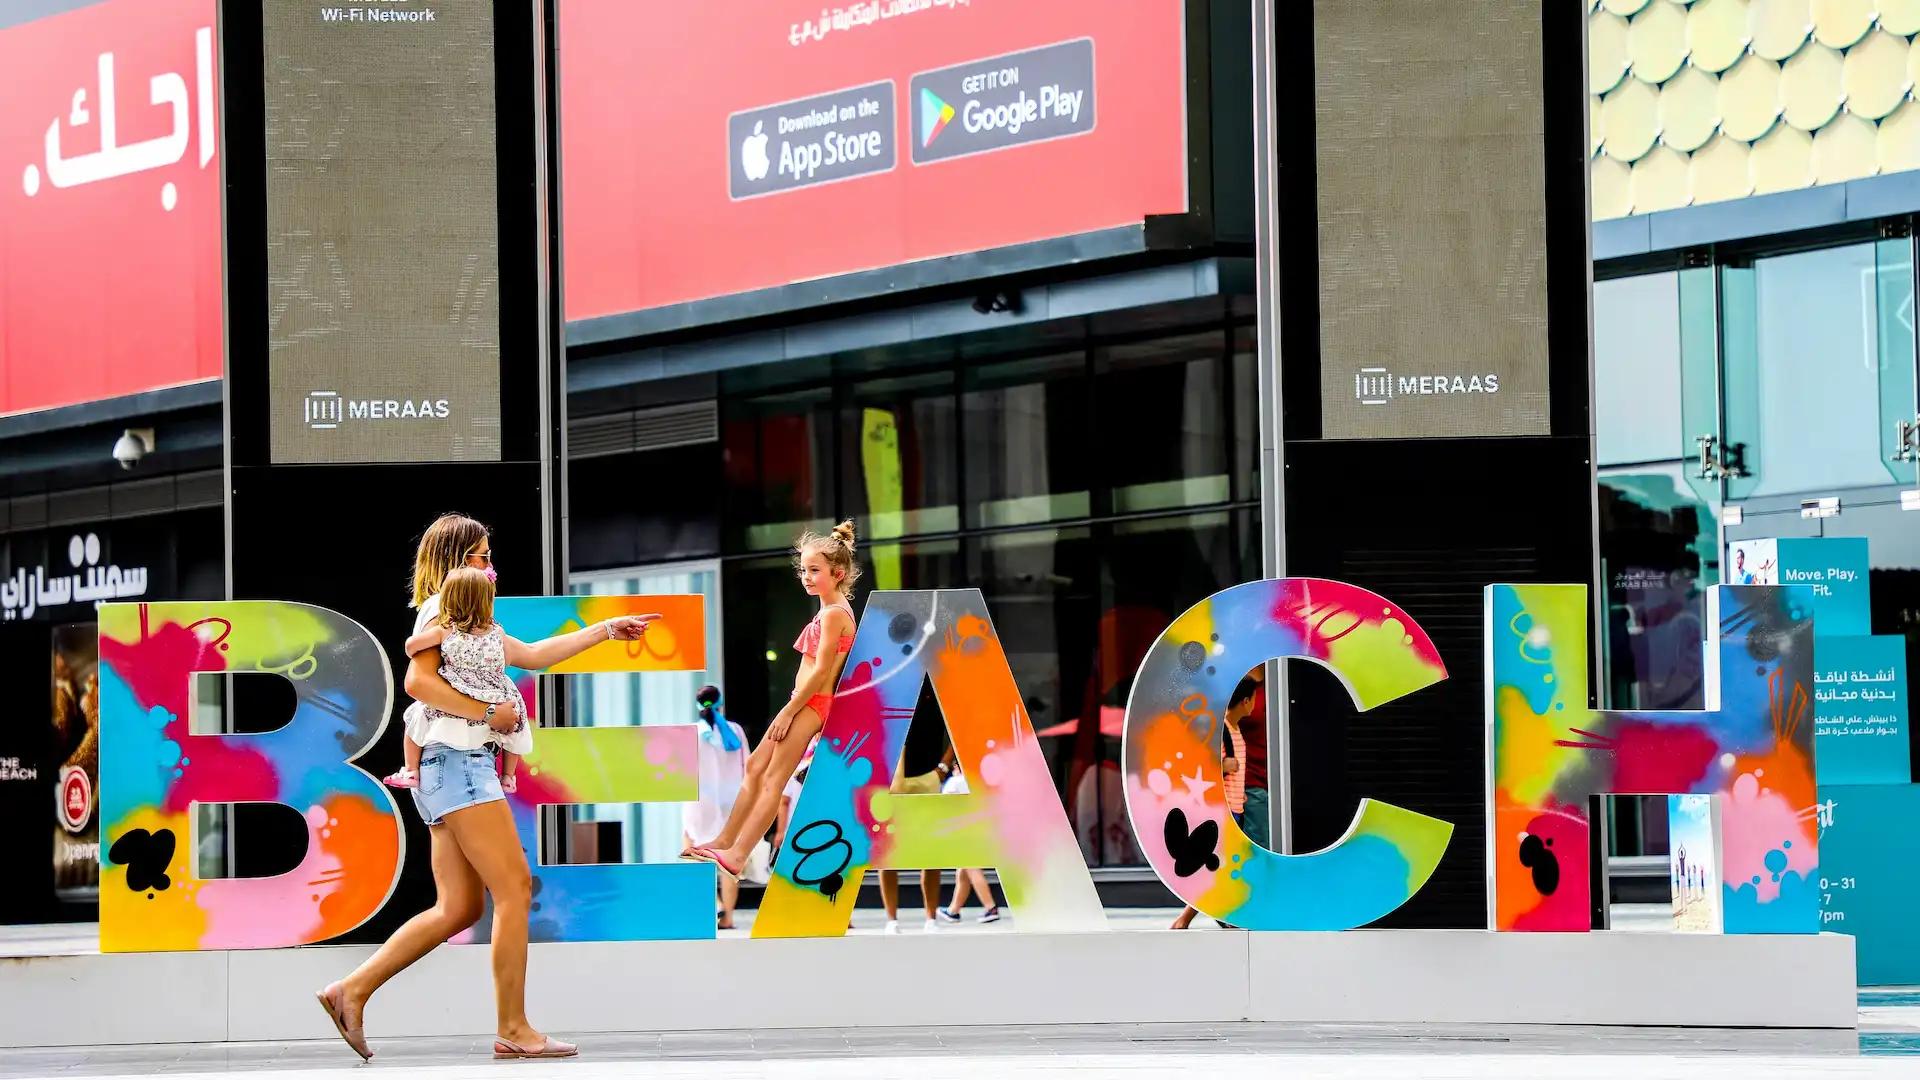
[{"left": 5, "top": 917, "right": 1916, "bottom": 1077}]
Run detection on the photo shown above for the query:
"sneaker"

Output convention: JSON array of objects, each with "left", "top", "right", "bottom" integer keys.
[
  {"left": 923, "top": 918, "right": 940, "bottom": 933},
  {"left": 936, "top": 909, "right": 962, "bottom": 924},
  {"left": 382, "top": 768, "right": 418, "bottom": 789},
  {"left": 884, "top": 920, "right": 901, "bottom": 935},
  {"left": 979, "top": 907, "right": 1002, "bottom": 924}
]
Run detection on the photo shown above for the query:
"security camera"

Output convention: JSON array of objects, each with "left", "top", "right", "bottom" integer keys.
[
  {"left": 112, "top": 428, "right": 155, "bottom": 470},
  {"left": 972, "top": 290, "right": 1024, "bottom": 316}
]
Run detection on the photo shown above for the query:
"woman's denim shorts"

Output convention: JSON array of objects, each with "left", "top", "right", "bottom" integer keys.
[{"left": 412, "top": 743, "right": 504, "bottom": 826}]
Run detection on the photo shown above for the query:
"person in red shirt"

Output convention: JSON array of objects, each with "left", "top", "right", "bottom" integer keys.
[
  {"left": 1170, "top": 669, "right": 1266, "bottom": 930},
  {"left": 1238, "top": 665, "right": 1271, "bottom": 851}
]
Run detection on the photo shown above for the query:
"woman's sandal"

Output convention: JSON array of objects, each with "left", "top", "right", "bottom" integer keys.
[
  {"left": 493, "top": 1035, "right": 579, "bottom": 1059},
  {"left": 314, "top": 983, "right": 372, "bottom": 1061}
]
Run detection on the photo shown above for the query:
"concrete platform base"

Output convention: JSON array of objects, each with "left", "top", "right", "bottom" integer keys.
[{"left": 0, "top": 929, "right": 1857, "bottom": 1048}]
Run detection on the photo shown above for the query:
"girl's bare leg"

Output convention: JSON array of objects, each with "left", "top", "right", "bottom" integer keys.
[
  {"left": 711, "top": 709, "right": 822, "bottom": 870},
  {"left": 717, "top": 873, "right": 740, "bottom": 930},
  {"left": 700, "top": 739, "right": 775, "bottom": 854}
]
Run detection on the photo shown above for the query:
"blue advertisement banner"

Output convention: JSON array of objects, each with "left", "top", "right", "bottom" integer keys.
[
  {"left": 1815, "top": 784, "right": 1920, "bottom": 986},
  {"left": 1780, "top": 538, "right": 1872, "bottom": 636},
  {"left": 1815, "top": 636, "right": 1911, "bottom": 786}
]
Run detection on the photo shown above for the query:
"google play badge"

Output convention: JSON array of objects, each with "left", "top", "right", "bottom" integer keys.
[{"left": 920, "top": 87, "right": 955, "bottom": 147}]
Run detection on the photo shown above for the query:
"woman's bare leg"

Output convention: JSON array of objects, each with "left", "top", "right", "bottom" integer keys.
[
  {"left": 963, "top": 868, "right": 995, "bottom": 910},
  {"left": 442, "top": 799, "right": 542, "bottom": 1045},
  {"left": 947, "top": 871, "right": 974, "bottom": 914},
  {"left": 335, "top": 825, "right": 484, "bottom": 1029},
  {"left": 702, "top": 739, "right": 776, "bottom": 853},
  {"left": 711, "top": 710, "right": 821, "bottom": 870}
]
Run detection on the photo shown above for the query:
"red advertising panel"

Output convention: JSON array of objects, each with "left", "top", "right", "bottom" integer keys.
[
  {"left": 560, "top": 0, "right": 1190, "bottom": 322},
  {"left": 0, "top": 0, "right": 221, "bottom": 416}
]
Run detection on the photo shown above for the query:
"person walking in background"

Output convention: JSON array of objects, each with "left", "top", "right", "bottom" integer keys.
[
  {"left": 935, "top": 756, "right": 1002, "bottom": 925},
  {"left": 1170, "top": 678, "right": 1249, "bottom": 931},
  {"left": 878, "top": 747, "right": 944, "bottom": 934},
  {"left": 685, "top": 685, "right": 749, "bottom": 930},
  {"left": 879, "top": 683, "right": 949, "bottom": 934},
  {"left": 1237, "top": 664, "right": 1272, "bottom": 854}
]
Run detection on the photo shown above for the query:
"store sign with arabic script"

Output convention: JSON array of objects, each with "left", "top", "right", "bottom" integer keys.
[{"left": 0, "top": 534, "right": 148, "bottom": 621}]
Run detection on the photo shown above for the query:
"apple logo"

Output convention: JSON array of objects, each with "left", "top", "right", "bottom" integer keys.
[{"left": 742, "top": 121, "right": 770, "bottom": 182}]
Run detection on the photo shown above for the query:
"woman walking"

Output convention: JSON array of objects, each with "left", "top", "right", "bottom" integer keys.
[{"left": 315, "top": 514, "right": 649, "bottom": 1061}]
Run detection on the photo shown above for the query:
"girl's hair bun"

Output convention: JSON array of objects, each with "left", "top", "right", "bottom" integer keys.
[{"left": 831, "top": 519, "right": 857, "bottom": 549}]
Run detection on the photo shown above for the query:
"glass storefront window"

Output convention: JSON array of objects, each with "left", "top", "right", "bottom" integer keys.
[
  {"left": 696, "top": 320, "right": 1267, "bottom": 871},
  {"left": 1097, "top": 331, "right": 1234, "bottom": 514},
  {"left": 1231, "top": 327, "right": 1260, "bottom": 504},
  {"left": 1594, "top": 272, "right": 1684, "bottom": 467},
  {"left": 1734, "top": 242, "right": 1901, "bottom": 496},
  {"left": 962, "top": 354, "right": 1093, "bottom": 529},
  {"left": 722, "top": 388, "right": 834, "bottom": 552},
  {"left": 838, "top": 370, "right": 960, "bottom": 544},
  {"left": 1597, "top": 469, "right": 1712, "bottom": 712}
]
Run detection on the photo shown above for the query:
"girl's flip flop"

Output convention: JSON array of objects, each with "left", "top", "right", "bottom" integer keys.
[{"left": 687, "top": 846, "right": 742, "bottom": 880}]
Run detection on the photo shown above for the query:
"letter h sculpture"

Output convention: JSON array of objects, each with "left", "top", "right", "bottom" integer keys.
[{"left": 1487, "top": 584, "right": 1819, "bottom": 934}]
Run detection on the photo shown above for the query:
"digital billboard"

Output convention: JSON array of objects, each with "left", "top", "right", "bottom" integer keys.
[
  {"left": 1313, "top": 0, "right": 1553, "bottom": 440},
  {"left": 262, "top": 0, "right": 503, "bottom": 464},
  {"left": 559, "top": 0, "right": 1190, "bottom": 323},
  {"left": 0, "top": 0, "right": 222, "bottom": 416}
]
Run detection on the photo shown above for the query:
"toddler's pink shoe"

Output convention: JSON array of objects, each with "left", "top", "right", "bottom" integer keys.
[{"left": 382, "top": 767, "right": 419, "bottom": 789}]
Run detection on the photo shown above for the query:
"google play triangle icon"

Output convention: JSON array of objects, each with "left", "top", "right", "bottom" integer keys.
[{"left": 920, "top": 87, "right": 956, "bottom": 147}]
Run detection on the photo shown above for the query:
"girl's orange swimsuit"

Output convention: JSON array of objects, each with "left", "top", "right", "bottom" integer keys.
[{"left": 791, "top": 601, "right": 855, "bottom": 717}]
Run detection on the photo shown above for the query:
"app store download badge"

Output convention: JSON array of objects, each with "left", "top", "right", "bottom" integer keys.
[
  {"left": 911, "top": 39, "right": 1097, "bottom": 165},
  {"left": 728, "top": 80, "right": 896, "bottom": 200}
]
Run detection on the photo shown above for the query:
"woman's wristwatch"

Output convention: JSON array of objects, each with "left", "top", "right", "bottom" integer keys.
[{"left": 484, "top": 703, "right": 498, "bottom": 726}]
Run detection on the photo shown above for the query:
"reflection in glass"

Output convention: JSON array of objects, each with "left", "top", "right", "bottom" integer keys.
[
  {"left": 962, "top": 354, "right": 1092, "bottom": 528},
  {"left": 839, "top": 370, "right": 959, "bottom": 549},
  {"left": 723, "top": 389, "right": 834, "bottom": 552},
  {"left": 1741, "top": 243, "right": 1900, "bottom": 495},
  {"left": 1594, "top": 272, "right": 1684, "bottom": 467},
  {"left": 1098, "top": 331, "right": 1233, "bottom": 514}
]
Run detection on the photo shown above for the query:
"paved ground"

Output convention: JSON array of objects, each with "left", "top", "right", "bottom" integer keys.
[
  {"left": 5, "top": 917, "right": 1913, "bottom": 1077},
  {"left": 0, "top": 1022, "right": 1910, "bottom": 1078}
]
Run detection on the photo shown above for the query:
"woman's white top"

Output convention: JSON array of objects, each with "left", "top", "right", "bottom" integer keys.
[{"left": 682, "top": 719, "right": 748, "bottom": 845}]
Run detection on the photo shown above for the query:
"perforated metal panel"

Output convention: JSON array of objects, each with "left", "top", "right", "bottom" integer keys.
[{"left": 568, "top": 401, "right": 720, "bottom": 459}]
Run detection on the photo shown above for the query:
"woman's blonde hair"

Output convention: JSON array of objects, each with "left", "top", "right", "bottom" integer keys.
[
  {"left": 437, "top": 567, "right": 496, "bottom": 634},
  {"left": 795, "top": 519, "right": 860, "bottom": 596},
  {"left": 412, "top": 514, "right": 488, "bottom": 609}
]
